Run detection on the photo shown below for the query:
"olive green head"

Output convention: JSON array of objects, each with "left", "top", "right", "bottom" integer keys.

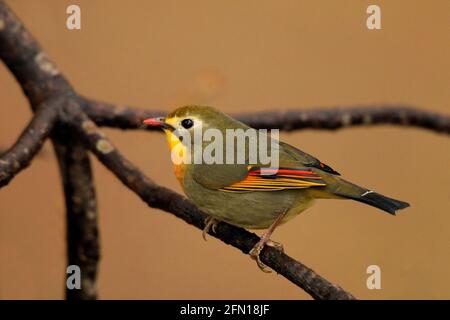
[{"left": 144, "top": 105, "right": 248, "bottom": 134}]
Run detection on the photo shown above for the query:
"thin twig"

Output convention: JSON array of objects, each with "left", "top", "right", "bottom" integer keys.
[
  {"left": 0, "top": 101, "right": 58, "bottom": 188},
  {"left": 82, "top": 98, "right": 164, "bottom": 131},
  {"left": 84, "top": 99, "right": 450, "bottom": 135}
]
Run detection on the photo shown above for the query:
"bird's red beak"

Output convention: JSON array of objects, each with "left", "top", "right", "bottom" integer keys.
[
  {"left": 143, "top": 117, "right": 175, "bottom": 130},
  {"left": 143, "top": 117, "right": 166, "bottom": 127}
]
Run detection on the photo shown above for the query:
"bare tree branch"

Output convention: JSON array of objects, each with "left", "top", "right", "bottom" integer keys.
[
  {"left": 52, "top": 123, "right": 100, "bottom": 300},
  {"left": 0, "top": 1, "right": 71, "bottom": 105},
  {"left": 84, "top": 98, "right": 450, "bottom": 135},
  {"left": 0, "top": 101, "right": 58, "bottom": 188},
  {"left": 82, "top": 98, "right": 164, "bottom": 131},
  {"left": 0, "top": 1, "right": 98, "bottom": 300}
]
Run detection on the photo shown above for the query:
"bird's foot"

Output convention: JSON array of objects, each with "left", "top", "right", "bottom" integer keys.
[
  {"left": 202, "top": 216, "right": 219, "bottom": 241},
  {"left": 266, "top": 239, "right": 284, "bottom": 253},
  {"left": 249, "top": 210, "right": 287, "bottom": 273},
  {"left": 249, "top": 243, "right": 271, "bottom": 273},
  {"left": 249, "top": 238, "right": 284, "bottom": 273}
]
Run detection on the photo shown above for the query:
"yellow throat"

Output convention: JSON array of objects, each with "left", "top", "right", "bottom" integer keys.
[{"left": 163, "top": 117, "right": 188, "bottom": 182}]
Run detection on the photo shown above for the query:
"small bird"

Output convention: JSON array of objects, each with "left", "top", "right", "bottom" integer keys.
[{"left": 144, "top": 106, "right": 409, "bottom": 271}]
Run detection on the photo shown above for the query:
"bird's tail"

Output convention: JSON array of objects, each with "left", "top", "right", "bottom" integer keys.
[
  {"left": 331, "top": 179, "right": 410, "bottom": 215},
  {"left": 346, "top": 190, "right": 410, "bottom": 215}
]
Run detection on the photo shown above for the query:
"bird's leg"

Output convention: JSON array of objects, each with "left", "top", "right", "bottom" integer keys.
[
  {"left": 249, "top": 210, "right": 288, "bottom": 272},
  {"left": 202, "top": 215, "right": 219, "bottom": 241}
]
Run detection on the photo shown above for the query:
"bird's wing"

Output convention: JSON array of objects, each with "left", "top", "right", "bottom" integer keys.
[
  {"left": 218, "top": 166, "right": 326, "bottom": 193},
  {"left": 191, "top": 140, "right": 337, "bottom": 191},
  {"left": 279, "top": 142, "right": 340, "bottom": 175},
  {"left": 191, "top": 163, "right": 251, "bottom": 189}
]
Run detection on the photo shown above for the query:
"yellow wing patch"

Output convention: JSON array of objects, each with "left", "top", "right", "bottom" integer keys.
[{"left": 219, "top": 167, "right": 326, "bottom": 193}]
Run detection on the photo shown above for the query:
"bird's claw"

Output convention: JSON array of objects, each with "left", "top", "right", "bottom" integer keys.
[
  {"left": 266, "top": 239, "right": 284, "bottom": 253},
  {"left": 202, "top": 216, "right": 219, "bottom": 241},
  {"left": 249, "top": 244, "right": 272, "bottom": 273},
  {"left": 249, "top": 238, "right": 284, "bottom": 273}
]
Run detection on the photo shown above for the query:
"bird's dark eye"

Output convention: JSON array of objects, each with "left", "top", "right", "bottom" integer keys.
[{"left": 181, "top": 118, "right": 194, "bottom": 129}]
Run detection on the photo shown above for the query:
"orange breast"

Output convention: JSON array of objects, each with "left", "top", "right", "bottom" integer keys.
[
  {"left": 164, "top": 128, "right": 187, "bottom": 184},
  {"left": 173, "top": 163, "right": 185, "bottom": 184}
]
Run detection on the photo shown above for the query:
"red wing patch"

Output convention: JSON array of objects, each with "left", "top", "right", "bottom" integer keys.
[
  {"left": 305, "top": 161, "right": 340, "bottom": 175},
  {"left": 219, "top": 167, "right": 326, "bottom": 192}
]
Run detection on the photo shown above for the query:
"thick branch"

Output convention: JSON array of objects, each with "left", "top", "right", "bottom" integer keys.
[
  {"left": 0, "top": 1, "right": 70, "bottom": 105},
  {"left": 52, "top": 125, "right": 100, "bottom": 300},
  {"left": 1, "top": 1, "right": 99, "bottom": 299},
  {"left": 71, "top": 107, "right": 355, "bottom": 300},
  {"left": 0, "top": 101, "right": 58, "bottom": 188},
  {"left": 84, "top": 99, "right": 450, "bottom": 135}
]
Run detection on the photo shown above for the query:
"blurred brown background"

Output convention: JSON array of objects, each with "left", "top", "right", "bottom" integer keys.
[{"left": 1, "top": 0, "right": 449, "bottom": 299}]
